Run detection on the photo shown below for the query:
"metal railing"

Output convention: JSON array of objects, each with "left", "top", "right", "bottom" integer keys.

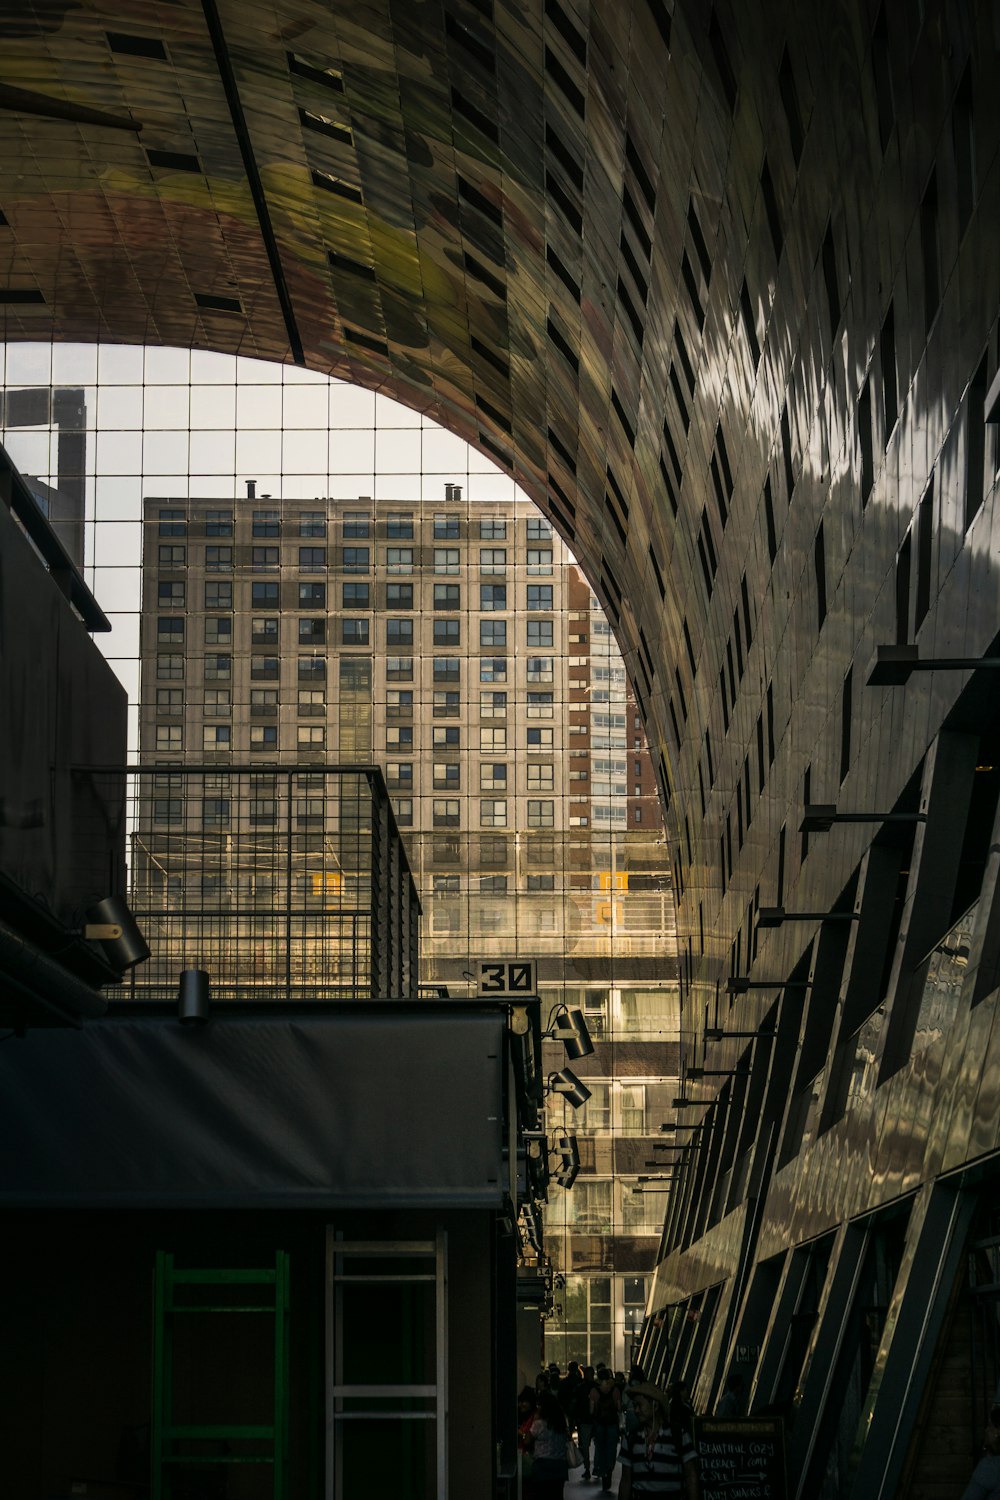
[{"left": 76, "top": 765, "right": 420, "bottom": 1002}]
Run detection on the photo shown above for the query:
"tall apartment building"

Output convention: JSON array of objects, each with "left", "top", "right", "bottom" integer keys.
[{"left": 139, "top": 483, "right": 679, "bottom": 1368}]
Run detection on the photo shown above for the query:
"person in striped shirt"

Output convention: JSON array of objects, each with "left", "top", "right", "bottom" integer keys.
[{"left": 617, "top": 1381, "right": 701, "bottom": 1499}]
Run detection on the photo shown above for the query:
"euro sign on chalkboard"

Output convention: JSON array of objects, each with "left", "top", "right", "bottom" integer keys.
[{"left": 695, "top": 1417, "right": 786, "bottom": 1500}]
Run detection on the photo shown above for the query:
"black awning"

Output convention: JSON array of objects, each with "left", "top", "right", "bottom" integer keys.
[{"left": 0, "top": 1008, "right": 506, "bottom": 1208}]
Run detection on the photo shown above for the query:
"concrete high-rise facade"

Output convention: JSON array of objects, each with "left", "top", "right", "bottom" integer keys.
[{"left": 139, "top": 481, "right": 679, "bottom": 1369}]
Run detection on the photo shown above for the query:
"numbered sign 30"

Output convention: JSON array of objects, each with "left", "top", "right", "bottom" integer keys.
[{"left": 477, "top": 960, "right": 537, "bottom": 998}]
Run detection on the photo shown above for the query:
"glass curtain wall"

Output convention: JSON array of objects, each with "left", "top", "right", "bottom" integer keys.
[{"left": 0, "top": 341, "right": 680, "bottom": 1370}]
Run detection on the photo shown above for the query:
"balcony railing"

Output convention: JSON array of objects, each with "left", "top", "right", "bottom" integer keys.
[{"left": 76, "top": 764, "right": 420, "bottom": 1003}]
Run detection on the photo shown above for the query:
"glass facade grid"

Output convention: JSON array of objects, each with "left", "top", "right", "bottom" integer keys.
[{"left": 0, "top": 341, "right": 679, "bottom": 1370}]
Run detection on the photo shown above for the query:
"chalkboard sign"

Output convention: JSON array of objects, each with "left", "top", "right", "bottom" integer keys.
[{"left": 695, "top": 1417, "right": 786, "bottom": 1500}]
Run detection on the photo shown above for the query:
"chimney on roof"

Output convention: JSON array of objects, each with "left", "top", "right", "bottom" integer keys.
[
  {"left": 445, "top": 482, "right": 462, "bottom": 501},
  {"left": 246, "top": 479, "right": 256, "bottom": 499}
]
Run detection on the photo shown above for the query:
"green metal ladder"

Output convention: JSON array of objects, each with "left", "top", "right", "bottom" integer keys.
[{"left": 152, "top": 1250, "right": 290, "bottom": 1499}]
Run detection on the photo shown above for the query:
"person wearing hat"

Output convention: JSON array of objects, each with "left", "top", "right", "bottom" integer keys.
[{"left": 618, "top": 1380, "right": 701, "bottom": 1498}]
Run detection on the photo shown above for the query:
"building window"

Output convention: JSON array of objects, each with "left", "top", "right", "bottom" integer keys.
[
  {"left": 386, "top": 547, "right": 413, "bottom": 573},
  {"left": 299, "top": 546, "right": 326, "bottom": 571},
  {"left": 480, "top": 727, "right": 507, "bottom": 752},
  {"left": 434, "top": 762, "right": 461, "bottom": 790},
  {"left": 434, "top": 691, "right": 460, "bottom": 716},
  {"left": 480, "top": 619, "right": 507, "bottom": 647},
  {"left": 527, "top": 726, "right": 554, "bottom": 747},
  {"left": 251, "top": 656, "right": 279, "bottom": 680},
  {"left": 204, "top": 653, "right": 231, "bottom": 680},
  {"left": 527, "top": 584, "right": 553, "bottom": 609},
  {"left": 394, "top": 798, "right": 413, "bottom": 826},
  {"left": 153, "top": 783, "right": 183, "bottom": 823},
  {"left": 205, "top": 545, "right": 232, "bottom": 571},
  {"left": 299, "top": 582, "right": 326, "bottom": 606},
  {"left": 157, "top": 654, "right": 184, "bottom": 679},
  {"left": 341, "top": 582, "right": 370, "bottom": 612},
  {"left": 386, "top": 726, "right": 414, "bottom": 750},
  {"left": 250, "top": 725, "right": 278, "bottom": 750},
  {"left": 386, "top": 689, "right": 413, "bottom": 717},
  {"left": 155, "top": 724, "right": 182, "bottom": 751},
  {"left": 298, "top": 689, "right": 325, "bottom": 716},
  {"left": 480, "top": 799, "right": 507, "bottom": 827},
  {"left": 480, "top": 548, "right": 506, "bottom": 574},
  {"left": 433, "top": 798, "right": 461, "bottom": 826},
  {"left": 251, "top": 617, "right": 278, "bottom": 642},
  {"left": 434, "top": 548, "right": 460, "bottom": 574},
  {"left": 528, "top": 799, "right": 555, "bottom": 827},
  {"left": 480, "top": 763, "right": 507, "bottom": 791},
  {"left": 480, "top": 874, "right": 508, "bottom": 893},
  {"left": 252, "top": 510, "right": 280, "bottom": 537},
  {"left": 202, "top": 725, "right": 231, "bottom": 751},
  {"left": 527, "top": 692, "right": 553, "bottom": 717},
  {"left": 527, "top": 763, "right": 554, "bottom": 789},
  {"left": 527, "top": 517, "right": 552, "bottom": 540},
  {"left": 434, "top": 619, "right": 460, "bottom": 646},
  {"left": 527, "top": 873, "right": 555, "bottom": 891},
  {"left": 342, "top": 618, "right": 370, "bottom": 645},
  {"left": 480, "top": 657, "right": 507, "bottom": 682},
  {"left": 252, "top": 581, "right": 279, "bottom": 605},
  {"left": 298, "top": 618, "right": 325, "bottom": 643},
  {"left": 342, "top": 512, "right": 370, "bottom": 538},
  {"left": 205, "top": 581, "right": 232, "bottom": 610},
  {"left": 158, "top": 545, "right": 185, "bottom": 568},
  {"left": 203, "top": 797, "right": 230, "bottom": 827},
  {"left": 481, "top": 691, "right": 507, "bottom": 718},
  {"left": 387, "top": 656, "right": 414, "bottom": 681},
  {"left": 434, "top": 583, "right": 461, "bottom": 609},
  {"left": 527, "top": 657, "right": 554, "bottom": 682},
  {"left": 387, "top": 618, "right": 414, "bottom": 646},
  {"left": 386, "top": 582, "right": 413, "bottom": 608},
  {"left": 205, "top": 510, "right": 233, "bottom": 537},
  {"left": 203, "top": 688, "right": 230, "bottom": 716},
  {"left": 297, "top": 725, "right": 326, "bottom": 750},
  {"left": 298, "top": 655, "right": 325, "bottom": 681},
  {"left": 338, "top": 546, "right": 367, "bottom": 575},
  {"left": 527, "top": 547, "right": 553, "bottom": 574},
  {"left": 434, "top": 513, "right": 460, "bottom": 538},
  {"left": 205, "top": 617, "right": 233, "bottom": 644},
  {"left": 299, "top": 511, "right": 326, "bottom": 537},
  {"left": 251, "top": 688, "right": 278, "bottom": 716},
  {"left": 433, "top": 726, "right": 460, "bottom": 749},
  {"left": 156, "top": 688, "right": 183, "bottom": 715},
  {"left": 480, "top": 583, "right": 507, "bottom": 610},
  {"left": 158, "top": 581, "right": 185, "bottom": 607},
  {"left": 386, "top": 514, "right": 413, "bottom": 539},
  {"left": 158, "top": 509, "right": 186, "bottom": 536},
  {"left": 480, "top": 519, "right": 507, "bottom": 539},
  {"left": 386, "top": 762, "right": 413, "bottom": 788},
  {"left": 433, "top": 657, "right": 460, "bottom": 682},
  {"left": 527, "top": 619, "right": 554, "bottom": 647},
  {"left": 252, "top": 546, "right": 279, "bottom": 571}
]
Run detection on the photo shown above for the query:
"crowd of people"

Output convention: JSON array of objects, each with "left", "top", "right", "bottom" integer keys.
[{"left": 517, "top": 1362, "right": 701, "bottom": 1499}]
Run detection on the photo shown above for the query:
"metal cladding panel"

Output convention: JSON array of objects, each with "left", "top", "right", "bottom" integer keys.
[{"left": 0, "top": 1012, "right": 507, "bottom": 1207}]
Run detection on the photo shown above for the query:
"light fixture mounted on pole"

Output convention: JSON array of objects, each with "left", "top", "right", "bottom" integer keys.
[
  {"left": 866, "top": 643, "right": 1000, "bottom": 687},
  {"left": 799, "top": 803, "right": 927, "bottom": 834}
]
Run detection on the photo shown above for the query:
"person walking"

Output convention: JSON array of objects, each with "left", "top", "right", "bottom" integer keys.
[
  {"left": 525, "top": 1389, "right": 570, "bottom": 1500},
  {"left": 618, "top": 1379, "right": 700, "bottom": 1499},
  {"left": 960, "top": 1415, "right": 1000, "bottom": 1500},
  {"left": 590, "top": 1368, "right": 623, "bottom": 1492},
  {"left": 573, "top": 1364, "right": 598, "bottom": 1480}
]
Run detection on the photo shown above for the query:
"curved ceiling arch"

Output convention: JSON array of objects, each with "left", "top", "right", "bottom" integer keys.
[{"left": 3, "top": 0, "right": 993, "bottom": 1005}]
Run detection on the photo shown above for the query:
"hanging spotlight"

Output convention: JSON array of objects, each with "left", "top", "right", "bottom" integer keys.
[
  {"left": 177, "top": 968, "right": 211, "bottom": 1025},
  {"left": 83, "top": 895, "right": 150, "bottom": 972},
  {"left": 547, "top": 1068, "right": 591, "bottom": 1109},
  {"left": 554, "top": 1133, "right": 580, "bottom": 1189},
  {"left": 549, "top": 1005, "right": 595, "bottom": 1059}
]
